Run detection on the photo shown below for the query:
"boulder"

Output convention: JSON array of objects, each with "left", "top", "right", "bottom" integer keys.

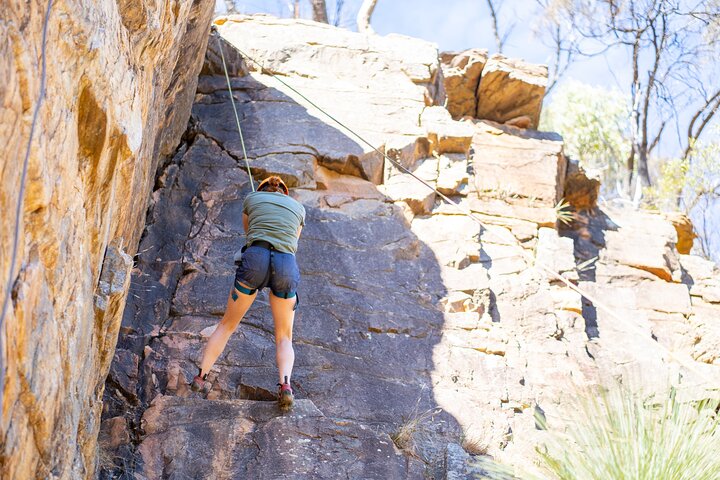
[
  {"left": 476, "top": 54, "right": 548, "bottom": 129},
  {"left": 600, "top": 208, "right": 681, "bottom": 282},
  {"left": 98, "top": 417, "right": 130, "bottom": 450},
  {"left": 440, "top": 49, "right": 488, "bottom": 118},
  {"left": 535, "top": 227, "right": 576, "bottom": 276},
  {"left": 666, "top": 212, "right": 695, "bottom": 254},
  {"left": 421, "top": 107, "right": 475, "bottom": 155},
  {"left": 471, "top": 121, "right": 566, "bottom": 206},
  {"left": 467, "top": 196, "right": 558, "bottom": 226},
  {"left": 564, "top": 159, "right": 600, "bottom": 211},
  {"left": 635, "top": 282, "right": 692, "bottom": 315},
  {"left": 0, "top": 1, "right": 214, "bottom": 477},
  {"left": 441, "top": 263, "right": 491, "bottom": 293},
  {"left": 436, "top": 154, "right": 470, "bottom": 196},
  {"left": 381, "top": 173, "right": 437, "bottom": 215}
]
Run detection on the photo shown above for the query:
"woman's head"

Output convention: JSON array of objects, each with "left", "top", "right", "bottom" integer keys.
[{"left": 257, "top": 176, "right": 289, "bottom": 195}]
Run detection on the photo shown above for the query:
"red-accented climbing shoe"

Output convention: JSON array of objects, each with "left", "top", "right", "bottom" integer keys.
[
  {"left": 278, "top": 376, "right": 294, "bottom": 410},
  {"left": 190, "top": 372, "right": 212, "bottom": 394}
]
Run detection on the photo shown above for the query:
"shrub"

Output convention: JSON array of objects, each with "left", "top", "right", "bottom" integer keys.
[{"left": 535, "top": 385, "right": 720, "bottom": 480}]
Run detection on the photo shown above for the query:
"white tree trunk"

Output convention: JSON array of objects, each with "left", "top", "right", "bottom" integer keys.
[{"left": 356, "top": 0, "right": 378, "bottom": 33}]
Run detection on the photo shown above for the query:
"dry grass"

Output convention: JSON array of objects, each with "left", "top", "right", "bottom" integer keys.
[
  {"left": 390, "top": 406, "right": 442, "bottom": 458},
  {"left": 460, "top": 433, "right": 490, "bottom": 456}
]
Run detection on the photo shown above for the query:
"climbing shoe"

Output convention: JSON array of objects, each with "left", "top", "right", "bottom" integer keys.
[
  {"left": 191, "top": 371, "right": 212, "bottom": 394},
  {"left": 277, "top": 376, "right": 294, "bottom": 410}
]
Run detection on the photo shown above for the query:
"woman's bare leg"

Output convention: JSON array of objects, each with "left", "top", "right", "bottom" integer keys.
[
  {"left": 199, "top": 283, "right": 257, "bottom": 377},
  {"left": 269, "top": 293, "right": 297, "bottom": 384}
]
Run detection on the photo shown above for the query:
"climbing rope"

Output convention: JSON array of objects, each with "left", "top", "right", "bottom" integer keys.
[
  {"left": 0, "top": 0, "right": 54, "bottom": 401},
  {"left": 213, "top": 27, "right": 255, "bottom": 191},
  {"left": 212, "top": 25, "right": 713, "bottom": 384}
]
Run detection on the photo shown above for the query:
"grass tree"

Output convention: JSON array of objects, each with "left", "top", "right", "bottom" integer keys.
[{"left": 535, "top": 385, "right": 720, "bottom": 480}]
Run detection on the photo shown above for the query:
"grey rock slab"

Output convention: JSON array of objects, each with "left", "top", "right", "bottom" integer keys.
[{"left": 136, "top": 396, "right": 425, "bottom": 479}]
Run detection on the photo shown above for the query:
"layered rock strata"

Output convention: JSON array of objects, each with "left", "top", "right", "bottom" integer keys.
[
  {"left": 0, "top": 1, "right": 214, "bottom": 478},
  {"left": 441, "top": 50, "right": 547, "bottom": 128},
  {"left": 103, "top": 15, "right": 720, "bottom": 479}
]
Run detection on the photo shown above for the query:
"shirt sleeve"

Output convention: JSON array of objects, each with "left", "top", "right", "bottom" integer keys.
[{"left": 243, "top": 194, "right": 251, "bottom": 215}]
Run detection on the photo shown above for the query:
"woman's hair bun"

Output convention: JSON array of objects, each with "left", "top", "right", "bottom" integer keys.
[{"left": 257, "top": 175, "right": 289, "bottom": 194}]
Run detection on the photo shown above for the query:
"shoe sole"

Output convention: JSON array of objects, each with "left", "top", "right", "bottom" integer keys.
[
  {"left": 278, "top": 392, "right": 294, "bottom": 410},
  {"left": 191, "top": 381, "right": 212, "bottom": 395}
]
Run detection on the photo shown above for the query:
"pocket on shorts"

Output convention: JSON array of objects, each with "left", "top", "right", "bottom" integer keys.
[
  {"left": 270, "top": 252, "right": 300, "bottom": 295},
  {"left": 235, "top": 246, "right": 270, "bottom": 289}
]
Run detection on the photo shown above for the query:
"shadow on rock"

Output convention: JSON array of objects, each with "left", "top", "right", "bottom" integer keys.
[{"left": 101, "top": 73, "right": 465, "bottom": 479}]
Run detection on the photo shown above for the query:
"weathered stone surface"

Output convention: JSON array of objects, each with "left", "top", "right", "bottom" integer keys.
[
  {"left": 688, "top": 306, "right": 720, "bottom": 365},
  {"left": 599, "top": 207, "right": 681, "bottom": 282},
  {"left": 472, "top": 121, "right": 566, "bottom": 206},
  {"left": 436, "top": 154, "right": 470, "bottom": 196},
  {"left": 535, "top": 227, "right": 576, "bottom": 276},
  {"left": 421, "top": 107, "right": 475, "bottom": 154},
  {"left": 98, "top": 416, "right": 130, "bottom": 451},
  {"left": 212, "top": 15, "right": 443, "bottom": 185},
  {"left": 382, "top": 173, "right": 437, "bottom": 215},
  {"left": 564, "top": 159, "right": 600, "bottom": 211},
  {"left": 135, "top": 396, "right": 425, "bottom": 479},
  {"left": 466, "top": 196, "right": 558, "bottom": 226},
  {"left": 0, "top": 1, "right": 214, "bottom": 478},
  {"left": 99, "top": 15, "right": 720, "bottom": 480},
  {"left": 441, "top": 49, "right": 488, "bottom": 119},
  {"left": 635, "top": 282, "right": 692, "bottom": 314},
  {"left": 476, "top": 54, "right": 547, "bottom": 128},
  {"left": 666, "top": 212, "right": 696, "bottom": 254}
]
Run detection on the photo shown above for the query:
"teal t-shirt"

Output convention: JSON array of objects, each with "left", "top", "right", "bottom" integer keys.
[{"left": 243, "top": 191, "right": 306, "bottom": 254}]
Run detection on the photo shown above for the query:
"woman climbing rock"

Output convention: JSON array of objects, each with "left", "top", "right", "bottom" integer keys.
[{"left": 191, "top": 176, "right": 305, "bottom": 410}]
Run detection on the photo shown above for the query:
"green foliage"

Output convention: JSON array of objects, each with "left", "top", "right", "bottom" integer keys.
[
  {"left": 535, "top": 385, "right": 720, "bottom": 480},
  {"left": 645, "top": 137, "right": 720, "bottom": 213},
  {"left": 554, "top": 198, "right": 574, "bottom": 226},
  {"left": 541, "top": 80, "right": 631, "bottom": 192},
  {"left": 645, "top": 134, "right": 720, "bottom": 261}
]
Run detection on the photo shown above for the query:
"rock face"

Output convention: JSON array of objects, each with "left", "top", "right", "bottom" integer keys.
[
  {"left": 0, "top": 1, "right": 214, "bottom": 478},
  {"left": 100, "top": 14, "right": 720, "bottom": 479}
]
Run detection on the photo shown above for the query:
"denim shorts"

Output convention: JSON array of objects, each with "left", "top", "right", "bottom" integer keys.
[{"left": 234, "top": 245, "right": 300, "bottom": 297}]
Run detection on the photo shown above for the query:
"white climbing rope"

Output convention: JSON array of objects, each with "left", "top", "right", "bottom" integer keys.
[
  {"left": 213, "top": 26, "right": 715, "bottom": 385},
  {"left": 213, "top": 28, "right": 255, "bottom": 191}
]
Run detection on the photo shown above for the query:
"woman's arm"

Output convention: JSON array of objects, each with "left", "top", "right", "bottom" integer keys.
[
  {"left": 297, "top": 225, "right": 302, "bottom": 239},
  {"left": 243, "top": 213, "right": 250, "bottom": 234}
]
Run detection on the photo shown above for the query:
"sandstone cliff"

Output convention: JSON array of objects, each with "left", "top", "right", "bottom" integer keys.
[
  {"left": 100, "top": 15, "right": 720, "bottom": 479},
  {"left": 0, "top": 1, "right": 214, "bottom": 477}
]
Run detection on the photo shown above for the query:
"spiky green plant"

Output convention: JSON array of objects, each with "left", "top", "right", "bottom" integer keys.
[
  {"left": 535, "top": 386, "right": 720, "bottom": 480},
  {"left": 554, "top": 199, "right": 575, "bottom": 226}
]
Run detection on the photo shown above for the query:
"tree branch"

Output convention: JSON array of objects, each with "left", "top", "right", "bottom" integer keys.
[{"left": 357, "top": 0, "right": 378, "bottom": 33}]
